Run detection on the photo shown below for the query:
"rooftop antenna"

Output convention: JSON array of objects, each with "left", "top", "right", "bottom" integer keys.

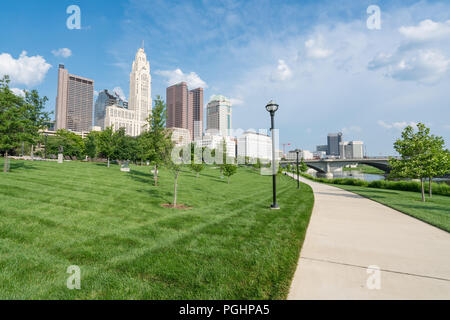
[{"left": 141, "top": 40, "right": 144, "bottom": 50}]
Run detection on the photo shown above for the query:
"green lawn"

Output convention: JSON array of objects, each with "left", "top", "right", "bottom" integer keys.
[
  {"left": 342, "top": 164, "right": 384, "bottom": 174},
  {"left": 0, "top": 159, "right": 313, "bottom": 299},
  {"left": 333, "top": 184, "right": 450, "bottom": 232}
]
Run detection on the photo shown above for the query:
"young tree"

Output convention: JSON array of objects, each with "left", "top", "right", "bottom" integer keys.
[
  {"left": 299, "top": 158, "right": 308, "bottom": 173},
  {"left": 0, "top": 76, "right": 49, "bottom": 172},
  {"left": 222, "top": 164, "right": 237, "bottom": 184},
  {"left": 98, "top": 126, "right": 115, "bottom": 167},
  {"left": 166, "top": 147, "right": 184, "bottom": 207},
  {"left": 146, "top": 95, "right": 173, "bottom": 186},
  {"left": 389, "top": 123, "right": 433, "bottom": 202},
  {"left": 424, "top": 135, "right": 448, "bottom": 198},
  {"left": 189, "top": 143, "right": 204, "bottom": 177}
]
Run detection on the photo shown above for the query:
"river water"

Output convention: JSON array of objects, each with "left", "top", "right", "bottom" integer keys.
[
  {"left": 308, "top": 170, "right": 450, "bottom": 184},
  {"left": 308, "top": 170, "right": 385, "bottom": 181}
]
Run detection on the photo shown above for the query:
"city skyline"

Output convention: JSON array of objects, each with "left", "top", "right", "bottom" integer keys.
[{"left": 1, "top": 0, "right": 450, "bottom": 155}]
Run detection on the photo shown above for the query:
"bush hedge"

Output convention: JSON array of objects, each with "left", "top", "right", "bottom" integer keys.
[{"left": 288, "top": 171, "right": 450, "bottom": 197}]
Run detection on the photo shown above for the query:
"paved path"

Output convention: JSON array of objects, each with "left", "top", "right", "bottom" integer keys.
[{"left": 286, "top": 173, "right": 450, "bottom": 299}]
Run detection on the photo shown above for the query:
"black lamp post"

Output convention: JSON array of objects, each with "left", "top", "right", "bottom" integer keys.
[
  {"left": 266, "top": 100, "right": 280, "bottom": 210},
  {"left": 295, "top": 149, "right": 300, "bottom": 189}
]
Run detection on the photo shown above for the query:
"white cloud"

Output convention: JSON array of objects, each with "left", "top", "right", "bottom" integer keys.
[
  {"left": 113, "top": 87, "right": 126, "bottom": 101},
  {"left": 399, "top": 19, "right": 450, "bottom": 41},
  {"left": 270, "top": 59, "right": 292, "bottom": 82},
  {"left": 229, "top": 97, "right": 244, "bottom": 106},
  {"left": 11, "top": 88, "right": 25, "bottom": 97},
  {"left": 377, "top": 120, "right": 417, "bottom": 130},
  {"left": 51, "top": 48, "right": 72, "bottom": 58},
  {"left": 304, "top": 35, "right": 333, "bottom": 59},
  {"left": 155, "top": 68, "right": 207, "bottom": 88},
  {"left": 0, "top": 51, "right": 51, "bottom": 87},
  {"left": 94, "top": 90, "right": 99, "bottom": 97},
  {"left": 369, "top": 49, "right": 450, "bottom": 84}
]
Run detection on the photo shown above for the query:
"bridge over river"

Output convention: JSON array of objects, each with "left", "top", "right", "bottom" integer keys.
[{"left": 280, "top": 158, "right": 391, "bottom": 179}]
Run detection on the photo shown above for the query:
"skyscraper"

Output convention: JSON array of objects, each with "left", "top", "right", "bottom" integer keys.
[
  {"left": 206, "top": 95, "right": 232, "bottom": 137},
  {"left": 55, "top": 64, "right": 94, "bottom": 132},
  {"left": 190, "top": 87, "right": 204, "bottom": 140},
  {"left": 327, "top": 132, "right": 343, "bottom": 156},
  {"left": 166, "top": 82, "right": 204, "bottom": 141},
  {"left": 104, "top": 46, "right": 151, "bottom": 137},
  {"left": 129, "top": 47, "right": 152, "bottom": 123},
  {"left": 94, "top": 89, "right": 128, "bottom": 129}
]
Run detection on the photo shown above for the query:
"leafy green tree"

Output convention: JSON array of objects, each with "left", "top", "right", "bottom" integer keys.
[
  {"left": 136, "top": 132, "right": 150, "bottom": 165},
  {"left": 146, "top": 95, "right": 173, "bottom": 186},
  {"left": 222, "top": 164, "right": 237, "bottom": 184},
  {"left": 48, "top": 129, "right": 84, "bottom": 158},
  {"left": 389, "top": 123, "right": 435, "bottom": 202},
  {"left": 253, "top": 158, "right": 262, "bottom": 169},
  {"left": 84, "top": 131, "right": 100, "bottom": 159},
  {"left": 112, "top": 127, "right": 138, "bottom": 164},
  {"left": 0, "top": 76, "right": 49, "bottom": 172},
  {"left": 300, "top": 158, "right": 308, "bottom": 173},
  {"left": 425, "top": 136, "right": 449, "bottom": 198},
  {"left": 98, "top": 126, "right": 114, "bottom": 167}
]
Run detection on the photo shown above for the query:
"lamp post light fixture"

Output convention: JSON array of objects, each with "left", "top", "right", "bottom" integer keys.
[
  {"left": 295, "top": 149, "right": 300, "bottom": 189},
  {"left": 266, "top": 100, "right": 280, "bottom": 210}
]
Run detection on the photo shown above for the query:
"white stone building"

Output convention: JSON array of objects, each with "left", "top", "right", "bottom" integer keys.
[
  {"left": 104, "top": 46, "right": 151, "bottom": 136},
  {"left": 196, "top": 134, "right": 236, "bottom": 158},
  {"left": 286, "top": 149, "right": 314, "bottom": 161},
  {"left": 339, "top": 141, "right": 364, "bottom": 159},
  {"left": 237, "top": 131, "right": 272, "bottom": 161},
  {"left": 170, "top": 127, "right": 192, "bottom": 147}
]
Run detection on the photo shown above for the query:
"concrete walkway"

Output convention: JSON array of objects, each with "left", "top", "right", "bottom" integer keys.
[{"left": 286, "top": 173, "right": 450, "bottom": 299}]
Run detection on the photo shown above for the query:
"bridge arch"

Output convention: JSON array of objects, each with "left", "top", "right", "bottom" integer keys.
[{"left": 359, "top": 161, "right": 391, "bottom": 173}]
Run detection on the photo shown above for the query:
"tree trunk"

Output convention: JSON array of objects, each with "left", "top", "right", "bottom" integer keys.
[
  {"left": 428, "top": 177, "right": 432, "bottom": 198},
  {"left": 227, "top": 176, "right": 230, "bottom": 184},
  {"left": 196, "top": 171, "right": 199, "bottom": 178},
  {"left": 31, "top": 145, "right": 34, "bottom": 161},
  {"left": 420, "top": 178, "right": 425, "bottom": 202},
  {"left": 154, "top": 164, "right": 158, "bottom": 186},
  {"left": 173, "top": 171, "right": 179, "bottom": 207},
  {"left": 107, "top": 158, "right": 110, "bottom": 168},
  {"left": 3, "top": 151, "right": 8, "bottom": 173}
]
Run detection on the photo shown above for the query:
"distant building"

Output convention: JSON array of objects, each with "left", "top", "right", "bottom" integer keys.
[
  {"left": 190, "top": 88, "right": 204, "bottom": 140},
  {"left": 166, "top": 82, "right": 204, "bottom": 142},
  {"left": 339, "top": 141, "right": 364, "bottom": 159},
  {"left": 316, "top": 145, "right": 328, "bottom": 153},
  {"left": 94, "top": 89, "right": 128, "bottom": 129},
  {"left": 104, "top": 46, "right": 151, "bottom": 136},
  {"left": 196, "top": 134, "right": 236, "bottom": 158},
  {"left": 55, "top": 64, "right": 94, "bottom": 132},
  {"left": 129, "top": 47, "right": 152, "bottom": 124},
  {"left": 327, "top": 132, "right": 343, "bottom": 156},
  {"left": 286, "top": 149, "right": 314, "bottom": 161},
  {"left": 313, "top": 151, "right": 327, "bottom": 159},
  {"left": 237, "top": 131, "right": 272, "bottom": 161},
  {"left": 206, "top": 95, "right": 232, "bottom": 137},
  {"left": 170, "top": 127, "right": 192, "bottom": 147}
]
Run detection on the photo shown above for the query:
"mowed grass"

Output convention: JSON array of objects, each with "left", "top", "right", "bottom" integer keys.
[
  {"left": 0, "top": 159, "right": 313, "bottom": 299},
  {"left": 334, "top": 184, "right": 450, "bottom": 232}
]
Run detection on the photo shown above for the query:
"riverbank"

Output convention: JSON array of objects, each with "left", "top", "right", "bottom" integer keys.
[
  {"left": 295, "top": 172, "right": 450, "bottom": 197},
  {"left": 342, "top": 164, "right": 384, "bottom": 174}
]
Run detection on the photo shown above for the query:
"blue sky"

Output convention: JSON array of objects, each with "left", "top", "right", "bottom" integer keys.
[{"left": 1, "top": 0, "right": 449, "bottom": 155}]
